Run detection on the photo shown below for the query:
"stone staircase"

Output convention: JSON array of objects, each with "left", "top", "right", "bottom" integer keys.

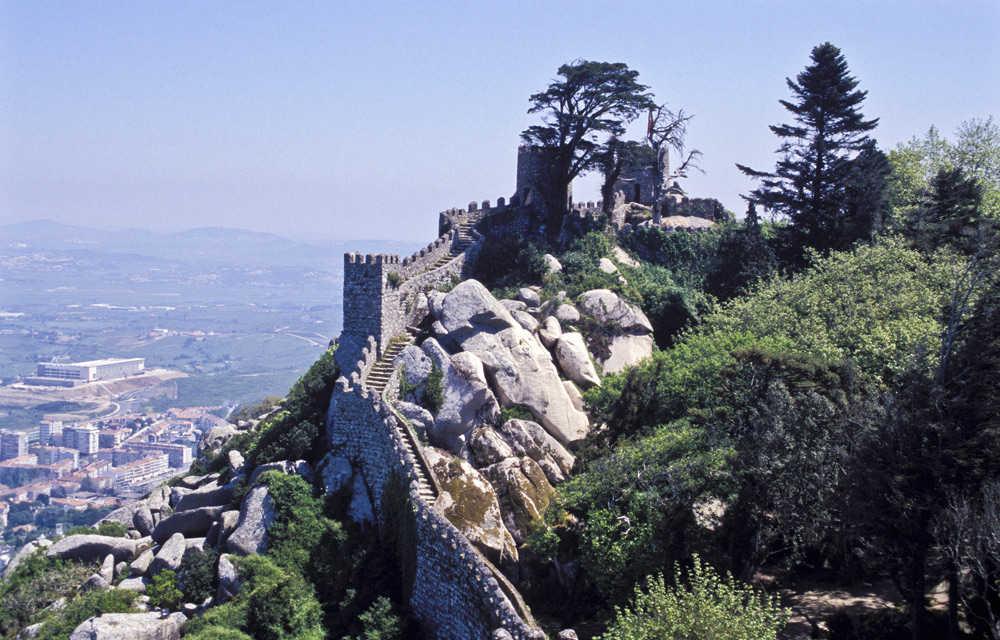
[
  {"left": 363, "top": 336, "right": 438, "bottom": 503},
  {"left": 366, "top": 338, "right": 412, "bottom": 394},
  {"left": 425, "top": 220, "right": 477, "bottom": 271},
  {"left": 391, "top": 408, "right": 438, "bottom": 502}
]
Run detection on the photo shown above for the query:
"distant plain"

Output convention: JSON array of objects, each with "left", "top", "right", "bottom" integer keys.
[{"left": 0, "top": 220, "right": 420, "bottom": 429}]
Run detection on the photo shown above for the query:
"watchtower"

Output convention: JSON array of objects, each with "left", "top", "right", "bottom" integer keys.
[
  {"left": 515, "top": 144, "right": 572, "bottom": 211},
  {"left": 337, "top": 253, "right": 406, "bottom": 371},
  {"left": 613, "top": 146, "right": 670, "bottom": 206}
]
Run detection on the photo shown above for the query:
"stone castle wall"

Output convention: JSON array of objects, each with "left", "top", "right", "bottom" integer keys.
[
  {"left": 329, "top": 198, "right": 543, "bottom": 639},
  {"left": 327, "top": 342, "right": 540, "bottom": 640}
]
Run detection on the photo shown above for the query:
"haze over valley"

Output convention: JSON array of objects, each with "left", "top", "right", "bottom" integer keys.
[{"left": 0, "top": 219, "right": 420, "bottom": 426}]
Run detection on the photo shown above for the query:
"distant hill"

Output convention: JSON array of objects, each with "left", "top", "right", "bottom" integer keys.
[{"left": 1, "top": 219, "right": 421, "bottom": 268}]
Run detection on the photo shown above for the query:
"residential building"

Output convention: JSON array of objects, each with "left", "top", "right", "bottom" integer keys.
[{"left": 0, "top": 431, "right": 28, "bottom": 461}]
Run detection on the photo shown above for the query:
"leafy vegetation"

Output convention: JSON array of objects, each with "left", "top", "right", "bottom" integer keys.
[
  {"left": 34, "top": 589, "right": 141, "bottom": 640},
  {"left": 147, "top": 569, "right": 184, "bottom": 610},
  {"left": 0, "top": 550, "right": 95, "bottom": 637},
  {"left": 179, "top": 547, "right": 220, "bottom": 605},
  {"left": 600, "top": 556, "right": 787, "bottom": 640},
  {"left": 422, "top": 364, "right": 444, "bottom": 415},
  {"left": 182, "top": 470, "right": 411, "bottom": 640},
  {"left": 507, "top": 49, "right": 999, "bottom": 639},
  {"left": 64, "top": 521, "right": 128, "bottom": 538}
]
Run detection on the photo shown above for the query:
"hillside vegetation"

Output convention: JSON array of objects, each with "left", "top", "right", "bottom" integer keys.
[{"left": 2, "top": 47, "right": 998, "bottom": 640}]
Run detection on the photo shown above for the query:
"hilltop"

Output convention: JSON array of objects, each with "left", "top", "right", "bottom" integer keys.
[{"left": 1, "top": 54, "right": 997, "bottom": 640}]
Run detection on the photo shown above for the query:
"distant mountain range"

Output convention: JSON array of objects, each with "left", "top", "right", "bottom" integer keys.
[{"left": 1, "top": 219, "right": 421, "bottom": 269}]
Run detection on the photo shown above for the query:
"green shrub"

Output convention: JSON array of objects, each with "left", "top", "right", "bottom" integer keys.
[
  {"left": 183, "top": 555, "right": 326, "bottom": 640},
  {"left": 179, "top": 547, "right": 219, "bottom": 604},
  {"left": 180, "top": 599, "right": 250, "bottom": 639},
  {"left": 64, "top": 520, "right": 128, "bottom": 538},
  {"left": 147, "top": 570, "right": 183, "bottom": 610},
  {"left": 622, "top": 225, "right": 723, "bottom": 291},
  {"left": 582, "top": 331, "right": 794, "bottom": 450},
  {"left": 238, "top": 555, "right": 325, "bottom": 640},
  {"left": 497, "top": 404, "right": 534, "bottom": 425},
  {"left": 620, "top": 262, "right": 708, "bottom": 348},
  {"left": 469, "top": 233, "right": 549, "bottom": 291},
  {"left": 184, "top": 628, "right": 254, "bottom": 640},
  {"left": 397, "top": 364, "right": 418, "bottom": 401},
  {"left": 35, "top": 588, "right": 140, "bottom": 640},
  {"left": 260, "top": 471, "right": 398, "bottom": 637},
  {"left": 259, "top": 472, "right": 340, "bottom": 574},
  {"left": 347, "top": 596, "right": 402, "bottom": 640},
  {"left": 0, "top": 550, "right": 94, "bottom": 636},
  {"left": 561, "top": 420, "right": 733, "bottom": 602},
  {"left": 422, "top": 364, "right": 444, "bottom": 414},
  {"left": 700, "top": 239, "right": 957, "bottom": 385},
  {"left": 600, "top": 555, "right": 788, "bottom": 640}
]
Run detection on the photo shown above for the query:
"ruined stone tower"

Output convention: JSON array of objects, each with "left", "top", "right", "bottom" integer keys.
[
  {"left": 514, "top": 145, "right": 572, "bottom": 211},
  {"left": 613, "top": 145, "right": 670, "bottom": 206}
]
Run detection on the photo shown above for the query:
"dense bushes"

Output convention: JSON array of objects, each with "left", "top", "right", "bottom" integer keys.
[
  {"left": 0, "top": 550, "right": 94, "bottom": 636},
  {"left": 600, "top": 556, "right": 787, "bottom": 640},
  {"left": 535, "top": 229, "right": 980, "bottom": 630},
  {"left": 147, "top": 570, "right": 183, "bottom": 610},
  {"left": 34, "top": 589, "right": 140, "bottom": 640},
  {"left": 246, "top": 346, "right": 340, "bottom": 471},
  {"left": 700, "top": 239, "right": 957, "bottom": 384},
  {"left": 468, "top": 232, "right": 549, "bottom": 292},
  {"left": 64, "top": 520, "right": 128, "bottom": 538},
  {"left": 184, "top": 472, "right": 409, "bottom": 640},
  {"left": 179, "top": 547, "right": 219, "bottom": 605}
]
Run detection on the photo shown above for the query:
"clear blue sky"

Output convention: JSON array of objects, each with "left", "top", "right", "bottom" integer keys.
[{"left": 1, "top": 1, "right": 997, "bottom": 243}]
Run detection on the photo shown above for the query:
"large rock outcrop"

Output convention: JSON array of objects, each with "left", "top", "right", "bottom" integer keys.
[
  {"left": 149, "top": 533, "right": 186, "bottom": 576},
  {"left": 496, "top": 419, "right": 575, "bottom": 484},
  {"left": 226, "top": 486, "right": 274, "bottom": 556},
  {"left": 554, "top": 332, "right": 601, "bottom": 390},
  {"left": 432, "top": 350, "right": 500, "bottom": 449},
  {"left": 426, "top": 447, "right": 517, "bottom": 566},
  {"left": 151, "top": 506, "right": 225, "bottom": 543},
  {"left": 577, "top": 289, "right": 654, "bottom": 373},
  {"left": 482, "top": 457, "right": 555, "bottom": 545},
  {"left": 68, "top": 612, "right": 181, "bottom": 640},
  {"left": 46, "top": 535, "right": 136, "bottom": 564},
  {"left": 424, "top": 280, "right": 591, "bottom": 444}
]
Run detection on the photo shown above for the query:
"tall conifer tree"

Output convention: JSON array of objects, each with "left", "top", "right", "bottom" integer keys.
[{"left": 738, "top": 43, "right": 881, "bottom": 263}]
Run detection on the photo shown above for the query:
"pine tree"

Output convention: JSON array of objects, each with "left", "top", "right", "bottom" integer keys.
[
  {"left": 738, "top": 43, "right": 880, "bottom": 264},
  {"left": 918, "top": 166, "right": 984, "bottom": 254}
]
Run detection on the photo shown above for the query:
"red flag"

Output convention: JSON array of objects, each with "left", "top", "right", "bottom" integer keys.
[{"left": 647, "top": 110, "right": 654, "bottom": 137}]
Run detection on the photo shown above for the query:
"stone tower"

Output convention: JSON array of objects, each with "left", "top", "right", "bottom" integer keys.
[
  {"left": 514, "top": 144, "right": 572, "bottom": 210},
  {"left": 613, "top": 146, "right": 670, "bottom": 206}
]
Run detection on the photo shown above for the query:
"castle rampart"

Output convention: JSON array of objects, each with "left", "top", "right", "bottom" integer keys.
[
  {"left": 328, "top": 345, "right": 540, "bottom": 639},
  {"left": 329, "top": 197, "right": 543, "bottom": 639}
]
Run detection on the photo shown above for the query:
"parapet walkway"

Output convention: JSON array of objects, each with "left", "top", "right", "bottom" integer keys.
[{"left": 332, "top": 202, "right": 542, "bottom": 638}]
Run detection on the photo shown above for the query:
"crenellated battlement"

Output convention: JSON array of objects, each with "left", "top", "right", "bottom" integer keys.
[{"left": 328, "top": 195, "right": 545, "bottom": 639}]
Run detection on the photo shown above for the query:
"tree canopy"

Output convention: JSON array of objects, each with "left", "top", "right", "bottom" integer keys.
[
  {"left": 522, "top": 60, "right": 655, "bottom": 230},
  {"left": 738, "top": 42, "right": 881, "bottom": 262}
]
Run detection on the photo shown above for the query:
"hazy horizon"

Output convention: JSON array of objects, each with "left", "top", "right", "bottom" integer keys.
[{"left": 2, "top": 1, "right": 997, "bottom": 242}]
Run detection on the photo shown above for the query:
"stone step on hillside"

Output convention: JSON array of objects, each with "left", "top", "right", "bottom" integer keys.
[
  {"left": 419, "top": 222, "right": 477, "bottom": 272},
  {"left": 395, "top": 428, "right": 436, "bottom": 501},
  {"left": 366, "top": 338, "right": 413, "bottom": 394}
]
